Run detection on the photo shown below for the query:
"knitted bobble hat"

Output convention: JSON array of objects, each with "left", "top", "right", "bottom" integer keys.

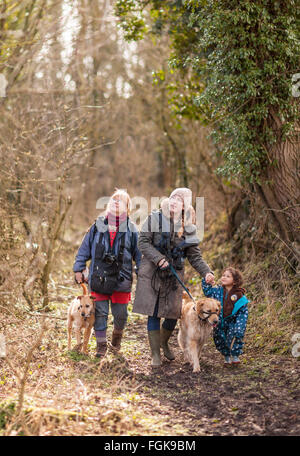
[
  {"left": 169, "top": 188, "right": 192, "bottom": 208},
  {"left": 161, "top": 197, "right": 195, "bottom": 223}
]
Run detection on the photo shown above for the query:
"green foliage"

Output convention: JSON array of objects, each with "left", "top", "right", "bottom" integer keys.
[
  {"left": 115, "top": 0, "right": 149, "bottom": 40},
  {"left": 0, "top": 401, "right": 16, "bottom": 429},
  {"left": 1, "top": 2, "right": 29, "bottom": 60},
  {"left": 115, "top": 0, "right": 300, "bottom": 183}
]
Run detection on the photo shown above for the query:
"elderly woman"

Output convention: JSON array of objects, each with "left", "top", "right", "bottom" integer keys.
[
  {"left": 133, "top": 188, "right": 214, "bottom": 367},
  {"left": 73, "top": 189, "right": 141, "bottom": 358}
]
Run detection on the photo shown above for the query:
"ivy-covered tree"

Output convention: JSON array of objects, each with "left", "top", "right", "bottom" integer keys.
[{"left": 116, "top": 0, "right": 300, "bottom": 251}]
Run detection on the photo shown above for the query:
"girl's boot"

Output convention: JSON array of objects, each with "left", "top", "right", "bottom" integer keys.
[
  {"left": 224, "top": 355, "right": 231, "bottom": 366},
  {"left": 231, "top": 355, "right": 240, "bottom": 365}
]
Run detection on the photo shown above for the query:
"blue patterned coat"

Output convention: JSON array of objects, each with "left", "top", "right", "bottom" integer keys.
[{"left": 201, "top": 279, "right": 249, "bottom": 356}]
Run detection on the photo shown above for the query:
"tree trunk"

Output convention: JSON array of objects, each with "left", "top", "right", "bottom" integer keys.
[{"left": 255, "top": 116, "right": 300, "bottom": 259}]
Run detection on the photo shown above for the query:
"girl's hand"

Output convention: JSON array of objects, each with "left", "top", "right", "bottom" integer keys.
[
  {"left": 205, "top": 273, "right": 215, "bottom": 285},
  {"left": 158, "top": 258, "right": 169, "bottom": 269}
]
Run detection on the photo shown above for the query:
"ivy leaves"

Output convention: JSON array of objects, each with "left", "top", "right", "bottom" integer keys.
[{"left": 116, "top": 0, "right": 299, "bottom": 183}]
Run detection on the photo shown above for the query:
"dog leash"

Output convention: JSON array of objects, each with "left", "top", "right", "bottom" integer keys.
[
  {"left": 167, "top": 264, "right": 197, "bottom": 304},
  {"left": 168, "top": 265, "right": 220, "bottom": 326},
  {"left": 169, "top": 265, "right": 216, "bottom": 323},
  {"left": 80, "top": 283, "right": 88, "bottom": 295}
]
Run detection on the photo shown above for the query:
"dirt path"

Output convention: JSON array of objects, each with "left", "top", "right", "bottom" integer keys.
[
  {"left": 123, "top": 316, "right": 300, "bottom": 436},
  {"left": 1, "top": 294, "right": 299, "bottom": 436}
]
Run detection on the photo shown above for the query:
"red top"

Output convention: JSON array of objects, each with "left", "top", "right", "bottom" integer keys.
[{"left": 91, "top": 228, "right": 131, "bottom": 304}]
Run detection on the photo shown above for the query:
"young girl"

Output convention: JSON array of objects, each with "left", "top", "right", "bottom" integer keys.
[
  {"left": 133, "top": 187, "right": 214, "bottom": 367},
  {"left": 73, "top": 189, "right": 141, "bottom": 357},
  {"left": 202, "top": 267, "right": 249, "bottom": 366}
]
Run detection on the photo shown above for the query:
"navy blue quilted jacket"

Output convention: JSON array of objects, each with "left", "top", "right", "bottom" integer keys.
[{"left": 73, "top": 216, "right": 141, "bottom": 293}]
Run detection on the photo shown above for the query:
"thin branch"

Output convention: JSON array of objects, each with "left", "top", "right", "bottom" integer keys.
[
  {"left": 25, "top": 311, "right": 67, "bottom": 321},
  {"left": 264, "top": 204, "right": 300, "bottom": 214}
]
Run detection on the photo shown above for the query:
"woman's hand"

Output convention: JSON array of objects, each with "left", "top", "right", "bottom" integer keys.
[
  {"left": 75, "top": 272, "right": 83, "bottom": 284},
  {"left": 158, "top": 258, "right": 169, "bottom": 269},
  {"left": 205, "top": 272, "right": 215, "bottom": 285}
]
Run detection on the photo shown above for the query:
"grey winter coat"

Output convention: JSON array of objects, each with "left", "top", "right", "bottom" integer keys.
[{"left": 133, "top": 210, "right": 212, "bottom": 319}]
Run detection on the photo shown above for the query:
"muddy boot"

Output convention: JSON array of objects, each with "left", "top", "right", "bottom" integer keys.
[
  {"left": 148, "top": 330, "right": 161, "bottom": 367},
  {"left": 95, "top": 341, "right": 107, "bottom": 358},
  {"left": 111, "top": 328, "right": 123, "bottom": 352},
  {"left": 160, "top": 327, "right": 175, "bottom": 361}
]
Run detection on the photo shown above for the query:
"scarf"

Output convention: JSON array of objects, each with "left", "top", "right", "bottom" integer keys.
[
  {"left": 223, "top": 286, "right": 245, "bottom": 318},
  {"left": 106, "top": 211, "right": 127, "bottom": 230}
]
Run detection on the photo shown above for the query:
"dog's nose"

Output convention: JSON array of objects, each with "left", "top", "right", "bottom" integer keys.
[{"left": 81, "top": 312, "right": 85, "bottom": 317}]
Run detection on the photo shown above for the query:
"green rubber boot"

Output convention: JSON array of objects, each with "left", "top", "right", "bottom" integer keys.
[
  {"left": 148, "top": 330, "right": 161, "bottom": 367},
  {"left": 160, "top": 327, "right": 175, "bottom": 360}
]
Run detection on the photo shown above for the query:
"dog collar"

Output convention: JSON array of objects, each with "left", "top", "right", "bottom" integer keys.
[{"left": 193, "top": 305, "right": 219, "bottom": 322}]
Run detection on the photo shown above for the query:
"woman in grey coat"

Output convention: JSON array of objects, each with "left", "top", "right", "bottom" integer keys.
[{"left": 133, "top": 188, "right": 214, "bottom": 367}]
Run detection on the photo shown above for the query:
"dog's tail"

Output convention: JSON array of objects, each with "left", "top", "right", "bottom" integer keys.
[{"left": 80, "top": 283, "right": 88, "bottom": 295}]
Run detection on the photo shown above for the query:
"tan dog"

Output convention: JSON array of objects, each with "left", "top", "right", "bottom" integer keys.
[
  {"left": 67, "top": 283, "right": 96, "bottom": 354},
  {"left": 178, "top": 296, "right": 221, "bottom": 372}
]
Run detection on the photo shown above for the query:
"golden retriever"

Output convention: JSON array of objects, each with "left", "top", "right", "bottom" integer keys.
[
  {"left": 67, "top": 283, "right": 95, "bottom": 354},
  {"left": 178, "top": 296, "right": 221, "bottom": 372}
]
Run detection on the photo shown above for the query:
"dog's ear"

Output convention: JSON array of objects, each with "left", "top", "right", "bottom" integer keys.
[
  {"left": 89, "top": 295, "right": 96, "bottom": 300},
  {"left": 182, "top": 292, "right": 190, "bottom": 302},
  {"left": 77, "top": 295, "right": 83, "bottom": 300},
  {"left": 196, "top": 299, "right": 205, "bottom": 314},
  {"left": 213, "top": 300, "right": 221, "bottom": 314}
]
